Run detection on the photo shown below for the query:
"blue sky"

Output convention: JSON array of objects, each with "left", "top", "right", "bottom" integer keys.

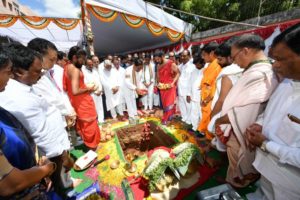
[{"left": 19, "top": 0, "right": 81, "bottom": 18}]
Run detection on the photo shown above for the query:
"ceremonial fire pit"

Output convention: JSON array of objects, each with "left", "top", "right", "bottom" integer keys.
[{"left": 116, "top": 121, "right": 177, "bottom": 155}]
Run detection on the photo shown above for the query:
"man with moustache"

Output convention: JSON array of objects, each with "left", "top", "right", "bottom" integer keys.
[{"left": 246, "top": 23, "right": 300, "bottom": 200}]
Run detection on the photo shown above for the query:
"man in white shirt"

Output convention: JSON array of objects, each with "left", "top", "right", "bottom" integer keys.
[
  {"left": 82, "top": 57, "right": 104, "bottom": 123},
  {"left": 0, "top": 43, "right": 72, "bottom": 193},
  {"left": 112, "top": 56, "right": 126, "bottom": 118},
  {"left": 124, "top": 58, "right": 144, "bottom": 119},
  {"left": 178, "top": 50, "right": 195, "bottom": 124},
  {"left": 99, "top": 60, "right": 125, "bottom": 120},
  {"left": 189, "top": 56, "right": 205, "bottom": 133},
  {"left": 28, "top": 38, "right": 76, "bottom": 129},
  {"left": 141, "top": 54, "right": 155, "bottom": 111},
  {"left": 246, "top": 23, "right": 300, "bottom": 200}
]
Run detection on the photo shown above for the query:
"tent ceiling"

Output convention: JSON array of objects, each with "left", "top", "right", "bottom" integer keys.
[
  {"left": 91, "top": 14, "right": 177, "bottom": 56},
  {"left": 0, "top": 20, "right": 82, "bottom": 52},
  {"left": 86, "top": 0, "right": 193, "bottom": 56}
]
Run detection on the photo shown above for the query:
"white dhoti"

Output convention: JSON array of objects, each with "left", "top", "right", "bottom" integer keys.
[
  {"left": 110, "top": 104, "right": 124, "bottom": 119},
  {"left": 178, "top": 96, "right": 191, "bottom": 124},
  {"left": 153, "top": 92, "right": 160, "bottom": 107},
  {"left": 142, "top": 85, "right": 154, "bottom": 110},
  {"left": 124, "top": 93, "right": 138, "bottom": 118},
  {"left": 124, "top": 65, "right": 142, "bottom": 118},
  {"left": 91, "top": 93, "right": 104, "bottom": 123},
  {"left": 190, "top": 101, "right": 201, "bottom": 131}
]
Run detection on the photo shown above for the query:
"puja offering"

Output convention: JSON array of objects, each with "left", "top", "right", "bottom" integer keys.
[
  {"left": 138, "top": 89, "right": 148, "bottom": 96},
  {"left": 125, "top": 153, "right": 137, "bottom": 173},
  {"left": 157, "top": 82, "right": 172, "bottom": 90},
  {"left": 101, "top": 124, "right": 115, "bottom": 142},
  {"left": 144, "top": 143, "right": 204, "bottom": 192},
  {"left": 110, "top": 160, "right": 120, "bottom": 170},
  {"left": 74, "top": 150, "right": 98, "bottom": 171},
  {"left": 91, "top": 155, "right": 110, "bottom": 167}
]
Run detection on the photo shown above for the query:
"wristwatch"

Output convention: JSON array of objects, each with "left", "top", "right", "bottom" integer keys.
[{"left": 260, "top": 140, "right": 269, "bottom": 152}]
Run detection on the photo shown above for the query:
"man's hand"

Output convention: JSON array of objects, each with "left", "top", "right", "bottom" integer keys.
[
  {"left": 186, "top": 96, "right": 191, "bottom": 103},
  {"left": 38, "top": 156, "right": 56, "bottom": 176},
  {"left": 144, "top": 82, "right": 150, "bottom": 88},
  {"left": 214, "top": 114, "right": 229, "bottom": 129},
  {"left": 94, "top": 90, "right": 101, "bottom": 96},
  {"left": 112, "top": 87, "right": 119, "bottom": 94},
  {"left": 201, "top": 96, "right": 212, "bottom": 107},
  {"left": 65, "top": 115, "right": 76, "bottom": 128},
  {"left": 136, "top": 88, "right": 144, "bottom": 95},
  {"left": 170, "top": 82, "right": 175, "bottom": 88},
  {"left": 87, "top": 84, "right": 97, "bottom": 93},
  {"left": 246, "top": 123, "right": 266, "bottom": 151}
]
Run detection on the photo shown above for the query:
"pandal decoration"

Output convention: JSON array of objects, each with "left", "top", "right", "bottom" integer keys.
[{"left": 143, "top": 143, "right": 204, "bottom": 192}]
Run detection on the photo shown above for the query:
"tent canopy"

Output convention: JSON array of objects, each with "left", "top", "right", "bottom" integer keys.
[
  {"left": 86, "top": 0, "right": 193, "bottom": 55},
  {"left": 0, "top": 0, "right": 192, "bottom": 55},
  {"left": 0, "top": 16, "right": 82, "bottom": 52}
]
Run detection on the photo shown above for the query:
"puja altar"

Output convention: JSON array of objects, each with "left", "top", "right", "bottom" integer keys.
[{"left": 70, "top": 117, "right": 217, "bottom": 200}]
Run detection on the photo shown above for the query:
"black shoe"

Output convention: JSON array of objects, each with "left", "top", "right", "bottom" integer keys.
[{"left": 195, "top": 131, "right": 205, "bottom": 138}]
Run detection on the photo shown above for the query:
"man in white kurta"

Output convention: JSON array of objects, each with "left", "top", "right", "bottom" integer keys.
[
  {"left": 1, "top": 79, "right": 71, "bottom": 158},
  {"left": 113, "top": 57, "right": 126, "bottom": 114},
  {"left": 28, "top": 41, "right": 76, "bottom": 129},
  {"left": 189, "top": 59, "right": 205, "bottom": 132},
  {"left": 247, "top": 79, "right": 300, "bottom": 200},
  {"left": 124, "top": 59, "right": 144, "bottom": 119},
  {"left": 99, "top": 60, "right": 124, "bottom": 119},
  {"left": 82, "top": 58, "right": 104, "bottom": 123},
  {"left": 246, "top": 24, "right": 300, "bottom": 200},
  {"left": 177, "top": 50, "right": 195, "bottom": 124},
  {"left": 141, "top": 55, "right": 155, "bottom": 111}
]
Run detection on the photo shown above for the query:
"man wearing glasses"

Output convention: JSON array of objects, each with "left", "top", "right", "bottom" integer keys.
[{"left": 215, "top": 34, "right": 278, "bottom": 188}]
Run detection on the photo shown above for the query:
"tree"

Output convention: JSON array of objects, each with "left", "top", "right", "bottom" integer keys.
[{"left": 147, "top": 0, "right": 300, "bottom": 32}]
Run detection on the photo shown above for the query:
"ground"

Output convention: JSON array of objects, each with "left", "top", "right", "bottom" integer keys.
[{"left": 69, "top": 116, "right": 257, "bottom": 199}]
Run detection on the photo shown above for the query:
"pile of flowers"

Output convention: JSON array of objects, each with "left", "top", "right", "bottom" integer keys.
[{"left": 143, "top": 143, "right": 204, "bottom": 192}]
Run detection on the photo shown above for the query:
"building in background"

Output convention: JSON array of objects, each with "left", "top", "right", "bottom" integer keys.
[{"left": 0, "top": 0, "right": 36, "bottom": 16}]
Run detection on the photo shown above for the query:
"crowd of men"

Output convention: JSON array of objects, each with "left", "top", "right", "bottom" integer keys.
[{"left": 0, "top": 22, "right": 299, "bottom": 200}]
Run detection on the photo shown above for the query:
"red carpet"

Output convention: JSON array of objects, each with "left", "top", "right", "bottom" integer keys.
[{"left": 174, "top": 164, "right": 217, "bottom": 200}]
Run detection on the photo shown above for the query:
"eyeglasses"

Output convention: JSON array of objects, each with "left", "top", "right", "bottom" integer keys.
[{"left": 231, "top": 49, "right": 243, "bottom": 61}]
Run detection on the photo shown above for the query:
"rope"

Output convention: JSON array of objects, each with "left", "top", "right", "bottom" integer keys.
[{"left": 146, "top": 1, "right": 265, "bottom": 28}]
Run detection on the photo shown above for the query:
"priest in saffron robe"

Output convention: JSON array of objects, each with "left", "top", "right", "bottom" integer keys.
[
  {"left": 63, "top": 46, "right": 100, "bottom": 150},
  {"left": 154, "top": 50, "right": 180, "bottom": 125},
  {"left": 197, "top": 42, "right": 222, "bottom": 139}
]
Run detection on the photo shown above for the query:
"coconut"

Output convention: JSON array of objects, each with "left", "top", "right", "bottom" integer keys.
[{"left": 106, "top": 135, "right": 112, "bottom": 141}]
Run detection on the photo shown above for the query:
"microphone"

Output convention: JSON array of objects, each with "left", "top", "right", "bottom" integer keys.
[{"left": 92, "top": 155, "right": 110, "bottom": 167}]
